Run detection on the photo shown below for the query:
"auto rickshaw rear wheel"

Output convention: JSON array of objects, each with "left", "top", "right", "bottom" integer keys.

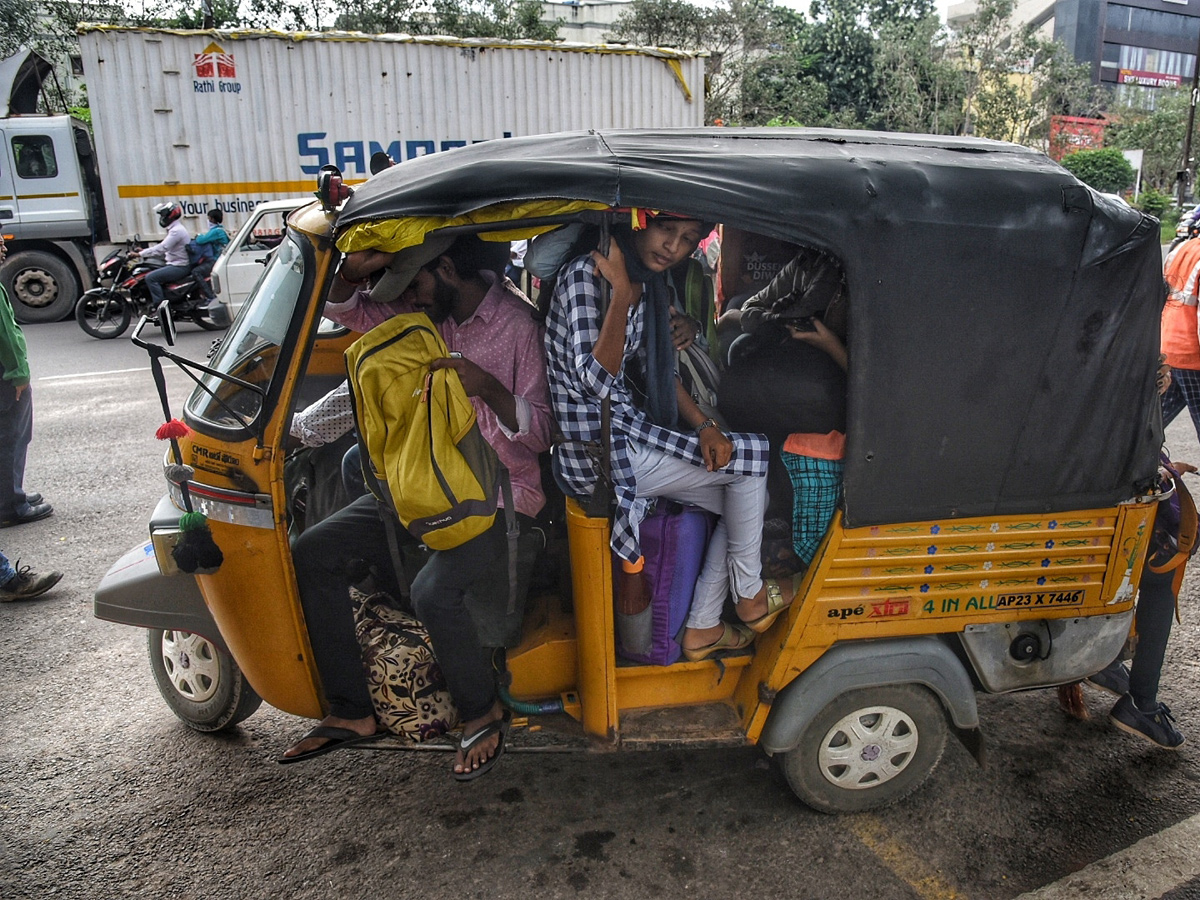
[
  {"left": 148, "top": 628, "right": 262, "bottom": 732},
  {"left": 779, "top": 684, "right": 948, "bottom": 814}
]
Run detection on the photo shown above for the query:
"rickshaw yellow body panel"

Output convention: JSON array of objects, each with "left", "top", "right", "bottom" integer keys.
[
  {"left": 171, "top": 231, "right": 339, "bottom": 720},
  {"left": 507, "top": 601, "right": 578, "bottom": 699},
  {"left": 200, "top": 512, "right": 323, "bottom": 719},
  {"left": 563, "top": 501, "right": 619, "bottom": 739},
  {"left": 556, "top": 497, "right": 1154, "bottom": 742},
  {"left": 734, "top": 502, "right": 1155, "bottom": 741}
]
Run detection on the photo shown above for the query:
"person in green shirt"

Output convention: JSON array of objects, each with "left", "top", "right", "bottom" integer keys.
[{"left": 0, "top": 234, "right": 53, "bottom": 527}]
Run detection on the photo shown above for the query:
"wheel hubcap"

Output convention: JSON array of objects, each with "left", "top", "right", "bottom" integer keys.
[
  {"left": 14, "top": 269, "right": 57, "bottom": 307},
  {"left": 160, "top": 630, "right": 220, "bottom": 702},
  {"left": 817, "top": 705, "right": 919, "bottom": 790}
]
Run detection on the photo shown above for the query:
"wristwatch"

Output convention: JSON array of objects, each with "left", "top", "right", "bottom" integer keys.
[{"left": 695, "top": 418, "right": 719, "bottom": 434}]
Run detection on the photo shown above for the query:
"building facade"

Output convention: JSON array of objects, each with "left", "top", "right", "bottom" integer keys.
[
  {"left": 950, "top": 0, "right": 1200, "bottom": 108},
  {"left": 540, "top": 1, "right": 631, "bottom": 44},
  {"left": 1058, "top": 0, "right": 1200, "bottom": 105}
]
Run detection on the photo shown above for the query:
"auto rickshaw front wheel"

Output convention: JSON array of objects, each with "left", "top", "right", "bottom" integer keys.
[
  {"left": 779, "top": 684, "right": 948, "bottom": 814},
  {"left": 147, "top": 628, "right": 262, "bottom": 732}
]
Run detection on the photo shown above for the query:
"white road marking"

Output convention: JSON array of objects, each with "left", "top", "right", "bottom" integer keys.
[
  {"left": 1016, "top": 811, "right": 1200, "bottom": 900},
  {"left": 39, "top": 366, "right": 151, "bottom": 381}
]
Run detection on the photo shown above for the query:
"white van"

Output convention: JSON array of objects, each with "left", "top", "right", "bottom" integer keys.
[{"left": 210, "top": 198, "right": 303, "bottom": 314}]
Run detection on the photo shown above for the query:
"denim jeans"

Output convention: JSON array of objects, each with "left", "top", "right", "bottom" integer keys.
[
  {"left": 144, "top": 265, "right": 191, "bottom": 306},
  {"left": 292, "top": 493, "right": 506, "bottom": 722},
  {"left": 1129, "top": 566, "right": 1177, "bottom": 710},
  {"left": 0, "top": 379, "right": 33, "bottom": 518},
  {"left": 191, "top": 260, "right": 216, "bottom": 300},
  {"left": 0, "top": 549, "right": 15, "bottom": 586}
]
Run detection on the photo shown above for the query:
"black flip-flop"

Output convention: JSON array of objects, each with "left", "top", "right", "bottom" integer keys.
[
  {"left": 453, "top": 711, "right": 511, "bottom": 782},
  {"left": 277, "top": 725, "right": 383, "bottom": 765}
]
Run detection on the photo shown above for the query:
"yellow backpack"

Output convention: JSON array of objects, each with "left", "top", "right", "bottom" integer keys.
[{"left": 346, "top": 313, "right": 515, "bottom": 570}]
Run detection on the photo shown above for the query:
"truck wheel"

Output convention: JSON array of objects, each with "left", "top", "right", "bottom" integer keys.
[
  {"left": 147, "top": 628, "right": 262, "bottom": 732},
  {"left": 778, "top": 684, "right": 947, "bottom": 814},
  {"left": 3, "top": 251, "right": 79, "bottom": 323},
  {"left": 75, "top": 290, "right": 131, "bottom": 339}
]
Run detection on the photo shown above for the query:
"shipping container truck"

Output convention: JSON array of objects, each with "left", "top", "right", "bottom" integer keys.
[{"left": 0, "top": 29, "right": 704, "bottom": 322}]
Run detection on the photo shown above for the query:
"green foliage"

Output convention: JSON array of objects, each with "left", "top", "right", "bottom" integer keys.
[
  {"left": 955, "top": 0, "right": 1104, "bottom": 144},
  {"left": 1136, "top": 187, "right": 1172, "bottom": 217},
  {"left": 333, "top": 0, "right": 559, "bottom": 39},
  {"left": 1060, "top": 148, "right": 1136, "bottom": 193},
  {"left": 0, "top": 0, "right": 37, "bottom": 60},
  {"left": 154, "top": 0, "right": 245, "bottom": 28},
  {"left": 608, "top": 0, "right": 716, "bottom": 48},
  {"left": 1107, "top": 89, "right": 1189, "bottom": 194},
  {"left": 872, "top": 13, "right": 965, "bottom": 133}
]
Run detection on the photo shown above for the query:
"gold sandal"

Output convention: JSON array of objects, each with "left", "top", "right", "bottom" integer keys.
[
  {"left": 682, "top": 622, "right": 756, "bottom": 661},
  {"left": 742, "top": 578, "right": 793, "bottom": 634}
]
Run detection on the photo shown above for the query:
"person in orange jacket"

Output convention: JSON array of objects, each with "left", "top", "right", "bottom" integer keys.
[{"left": 1160, "top": 226, "right": 1200, "bottom": 439}]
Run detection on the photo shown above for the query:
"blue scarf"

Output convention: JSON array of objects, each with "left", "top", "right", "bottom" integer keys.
[{"left": 613, "top": 229, "right": 678, "bottom": 430}]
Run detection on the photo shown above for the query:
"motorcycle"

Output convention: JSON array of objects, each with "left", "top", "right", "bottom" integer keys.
[{"left": 75, "top": 244, "right": 230, "bottom": 339}]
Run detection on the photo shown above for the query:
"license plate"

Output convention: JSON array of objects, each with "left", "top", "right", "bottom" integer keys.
[{"left": 994, "top": 590, "right": 1085, "bottom": 609}]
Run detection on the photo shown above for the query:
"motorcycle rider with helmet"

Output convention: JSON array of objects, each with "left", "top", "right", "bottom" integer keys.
[{"left": 135, "top": 202, "right": 192, "bottom": 307}]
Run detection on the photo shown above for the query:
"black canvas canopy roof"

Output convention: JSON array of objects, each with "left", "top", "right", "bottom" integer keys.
[{"left": 337, "top": 128, "right": 1165, "bottom": 527}]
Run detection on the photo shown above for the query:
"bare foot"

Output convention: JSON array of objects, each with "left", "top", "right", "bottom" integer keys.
[
  {"left": 454, "top": 700, "right": 504, "bottom": 777},
  {"left": 281, "top": 714, "right": 377, "bottom": 759}
]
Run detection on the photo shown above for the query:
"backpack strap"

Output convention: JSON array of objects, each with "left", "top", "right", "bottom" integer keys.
[
  {"left": 1147, "top": 471, "right": 1198, "bottom": 574},
  {"left": 1146, "top": 469, "right": 1197, "bottom": 615},
  {"left": 499, "top": 468, "right": 519, "bottom": 615}
]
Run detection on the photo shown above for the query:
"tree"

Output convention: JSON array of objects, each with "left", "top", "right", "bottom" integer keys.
[
  {"left": 333, "top": 0, "right": 559, "bottom": 40},
  {"left": 1107, "top": 88, "right": 1189, "bottom": 194},
  {"left": 954, "top": 0, "right": 1105, "bottom": 144},
  {"left": 0, "top": 0, "right": 38, "bottom": 60},
  {"left": 736, "top": 52, "right": 834, "bottom": 126},
  {"left": 609, "top": 0, "right": 785, "bottom": 124},
  {"left": 1060, "top": 148, "right": 1136, "bottom": 193},
  {"left": 607, "top": 0, "right": 715, "bottom": 49},
  {"left": 872, "top": 13, "right": 964, "bottom": 133}
]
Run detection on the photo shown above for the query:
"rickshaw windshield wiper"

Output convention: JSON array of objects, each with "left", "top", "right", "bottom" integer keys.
[{"left": 132, "top": 316, "right": 265, "bottom": 442}]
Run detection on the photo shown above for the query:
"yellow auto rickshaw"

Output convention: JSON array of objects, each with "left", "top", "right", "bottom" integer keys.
[{"left": 96, "top": 128, "right": 1166, "bottom": 813}]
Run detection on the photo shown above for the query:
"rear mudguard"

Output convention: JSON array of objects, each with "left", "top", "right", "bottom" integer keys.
[
  {"left": 759, "top": 636, "right": 981, "bottom": 760},
  {"left": 93, "top": 496, "right": 227, "bottom": 653}
]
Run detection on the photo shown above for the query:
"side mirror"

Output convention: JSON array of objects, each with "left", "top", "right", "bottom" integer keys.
[{"left": 157, "top": 300, "right": 177, "bottom": 346}]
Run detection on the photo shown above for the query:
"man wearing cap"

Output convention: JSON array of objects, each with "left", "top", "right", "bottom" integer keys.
[{"left": 281, "top": 235, "right": 554, "bottom": 783}]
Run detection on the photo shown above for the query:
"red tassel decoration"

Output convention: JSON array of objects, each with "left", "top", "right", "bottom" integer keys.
[{"left": 156, "top": 418, "right": 190, "bottom": 440}]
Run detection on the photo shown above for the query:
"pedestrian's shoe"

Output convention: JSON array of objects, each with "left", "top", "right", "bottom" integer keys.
[
  {"left": 23, "top": 492, "right": 42, "bottom": 506},
  {"left": 1110, "top": 695, "right": 1185, "bottom": 750},
  {"left": 0, "top": 501, "right": 53, "bottom": 528},
  {"left": 1086, "top": 660, "right": 1130, "bottom": 697},
  {"left": 0, "top": 564, "right": 63, "bottom": 601}
]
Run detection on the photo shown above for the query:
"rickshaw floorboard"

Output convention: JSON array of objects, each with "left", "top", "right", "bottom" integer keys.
[
  {"left": 617, "top": 702, "right": 749, "bottom": 750},
  {"left": 356, "top": 704, "right": 748, "bottom": 754}
]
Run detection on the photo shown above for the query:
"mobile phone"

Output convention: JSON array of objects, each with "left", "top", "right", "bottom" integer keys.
[{"left": 786, "top": 317, "right": 817, "bottom": 333}]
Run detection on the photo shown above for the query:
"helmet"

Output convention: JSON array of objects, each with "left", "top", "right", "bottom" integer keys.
[{"left": 154, "top": 201, "right": 183, "bottom": 229}]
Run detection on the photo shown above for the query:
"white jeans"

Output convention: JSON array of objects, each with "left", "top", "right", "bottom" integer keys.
[{"left": 629, "top": 443, "right": 768, "bottom": 630}]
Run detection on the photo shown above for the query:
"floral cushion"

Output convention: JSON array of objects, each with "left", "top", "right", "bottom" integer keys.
[{"left": 353, "top": 592, "right": 459, "bottom": 741}]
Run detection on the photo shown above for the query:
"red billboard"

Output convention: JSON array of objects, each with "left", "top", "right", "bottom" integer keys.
[
  {"left": 1049, "top": 115, "right": 1106, "bottom": 162},
  {"left": 1118, "top": 69, "right": 1182, "bottom": 88}
]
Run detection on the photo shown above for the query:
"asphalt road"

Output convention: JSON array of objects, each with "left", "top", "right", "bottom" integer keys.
[{"left": 3, "top": 320, "right": 1200, "bottom": 900}]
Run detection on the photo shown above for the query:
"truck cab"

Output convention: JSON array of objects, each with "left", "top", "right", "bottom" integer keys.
[{"left": 0, "top": 50, "right": 106, "bottom": 323}]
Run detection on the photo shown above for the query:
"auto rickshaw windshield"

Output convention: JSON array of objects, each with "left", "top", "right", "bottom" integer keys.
[{"left": 186, "top": 234, "right": 308, "bottom": 431}]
